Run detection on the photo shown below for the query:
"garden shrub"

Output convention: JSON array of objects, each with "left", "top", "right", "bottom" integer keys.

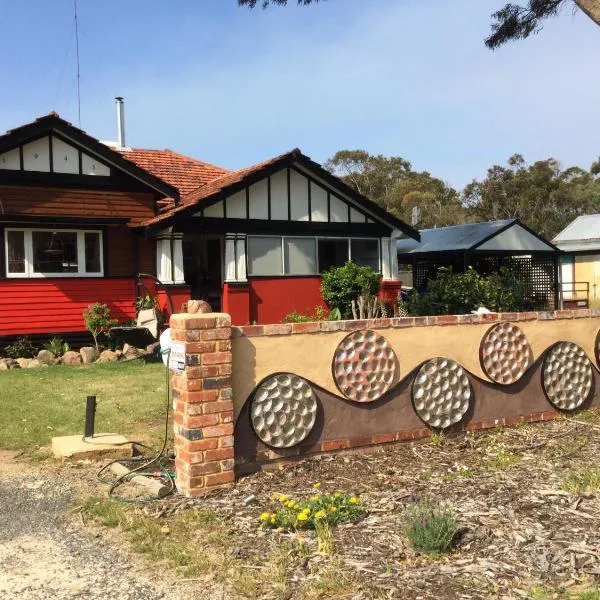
[
  {"left": 43, "top": 336, "right": 70, "bottom": 357},
  {"left": 321, "top": 262, "right": 381, "bottom": 319},
  {"left": 83, "top": 303, "right": 118, "bottom": 351},
  {"left": 404, "top": 499, "right": 459, "bottom": 555},
  {"left": 3, "top": 336, "right": 37, "bottom": 359},
  {"left": 406, "top": 266, "right": 529, "bottom": 316},
  {"left": 260, "top": 489, "right": 365, "bottom": 530},
  {"left": 283, "top": 305, "right": 341, "bottom": 323}
]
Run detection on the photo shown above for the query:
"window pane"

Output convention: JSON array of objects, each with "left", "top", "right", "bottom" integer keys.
[
  {"left": 284, "top": 238, "right": 316, "bottom": 275},
  {"left": 6, "top": 231, "right": 25, "bottom": 273},
  {"left": 318, "top": 239, "right": 348, "bottom": 273},
  {"left": 85, "top": 232, "right": 101, "bottom": 273},
  {"left": 32, "top": 231, "right": 78, "bottom": 273},
  {"left": 351, "top": 239, "right": 380, "bottom": 272},
  {"left": 247, "top": 237, "right": 282, "bottom": 276}
]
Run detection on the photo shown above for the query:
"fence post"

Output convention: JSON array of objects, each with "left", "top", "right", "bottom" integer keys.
[{"left": 169, "top": 312, "right": 234, "bottom": 497}]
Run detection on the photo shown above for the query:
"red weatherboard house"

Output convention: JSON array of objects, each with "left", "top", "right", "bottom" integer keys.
[{"left": 0, "top": 109, "right": 418, "bottom": 347}]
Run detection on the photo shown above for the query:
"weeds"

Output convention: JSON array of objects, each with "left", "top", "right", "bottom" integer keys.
[
  {"left": 404, "top": 499, "right": 459, "bottom": 556},
  {"left": 484, "top": 442, "right": 520, "bottom": 470},
  {"left": 562, "top": 467, "right": 600, "bottom": 494}
]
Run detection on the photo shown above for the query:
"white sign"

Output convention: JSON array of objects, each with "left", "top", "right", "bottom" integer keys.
[{"left": 168, "top": 341, "right": 186, "bottom": 373}]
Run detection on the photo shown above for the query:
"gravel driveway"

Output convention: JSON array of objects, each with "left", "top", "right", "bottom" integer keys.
[{"left": 0, "top": 453, "right": 185, "bottom": 600}]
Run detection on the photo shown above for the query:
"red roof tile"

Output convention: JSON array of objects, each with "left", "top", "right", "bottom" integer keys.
[{"left": 118, "top": 148, "right": 230, "bottom": 207}]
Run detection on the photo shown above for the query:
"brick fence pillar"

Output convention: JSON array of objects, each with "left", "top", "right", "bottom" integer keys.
[{"left": 169, "top": 312, "right": 234, "bottom": 497}]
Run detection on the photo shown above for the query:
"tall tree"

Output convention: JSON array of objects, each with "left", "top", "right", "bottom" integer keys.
[
  {"left": 463, "top": 154, "right": 600, "bottom": 238},
  {"left": 324, "top": 150, "right": 466, "bottom": 229},
  {"left": 237, "top": 0, "right": 600, "bottom": 48}
]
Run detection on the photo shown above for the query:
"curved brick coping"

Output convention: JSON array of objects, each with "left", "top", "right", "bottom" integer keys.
[{"left": 232, "top": 309, "right": 600, "bottom": 338}]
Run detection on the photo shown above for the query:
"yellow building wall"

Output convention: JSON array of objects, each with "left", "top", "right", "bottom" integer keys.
[{"left": 575, "top": 254, "right": 600, "bottom": 306}]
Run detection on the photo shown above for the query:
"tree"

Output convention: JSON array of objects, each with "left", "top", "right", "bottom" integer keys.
[
  {"left": 463, "top": 154, "right": 600, "bottom": 239},
  {"left": 486, "top": 1, "right": 600, "bottom": 49},
  {"left": 237, "top": 0, "right": 600, "bottom": 48},
  {"left": 324, "top": 150, "right": 466, "bottom": 229}
]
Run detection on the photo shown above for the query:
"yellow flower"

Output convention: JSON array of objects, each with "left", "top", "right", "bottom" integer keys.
[
  {"left": 350, "top": 497, "right": 360, "bottom": 504},
  {"left": 333, "top": 492, "right": 341, "bottom": 498},
  {"left": 310, "top": 495, "right": 321, "bottom": 502},
  {"left": 297, "top": 513, "right": 309, "bottom": 522},
  {"left": 278, "top": 495, "right": 288, "bottom": 503},
  {"left": 270, "top": 515, "right": 276, "bottom": 524},
  {"left": 314, "top": 510, "right": 326, "bottom": 519},
  {"left": 286, "top": 500, "right": 295, "bottom": 508},
  {"left": 312, "top": 482, "right": 321, "bottom": 489},
  {"left": 327, "top": 505, "right": 337, "bottom": 512},
  {"left": 259, "top": 512, "right": 270, "bottom": 521}
]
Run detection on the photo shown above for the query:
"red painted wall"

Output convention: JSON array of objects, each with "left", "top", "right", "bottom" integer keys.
[
  {"left": 0, "top": 278, "right": 138, "bottom": 336},
  {"left": 248, "top": 277, "right": 325, "bottom": 325},
  {"left": 157, "top": 286, "right": 192, "bottom": 317},
  {"left": 223, "top": 283, "right": 251, "bottom": 326}
]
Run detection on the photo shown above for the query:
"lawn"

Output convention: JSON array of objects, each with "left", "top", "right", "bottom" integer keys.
[{"left": 0, "top": 361, "right": 169, "bottom": 451}]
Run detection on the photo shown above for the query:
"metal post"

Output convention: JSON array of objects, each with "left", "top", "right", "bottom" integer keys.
[{"left": 84, "top": 395, "right": 96, "bottom": 439}]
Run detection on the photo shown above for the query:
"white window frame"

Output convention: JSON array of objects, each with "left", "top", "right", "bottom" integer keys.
[
  {"left": 245, "top": 235, "right": 381, "bottom": 277},
  {"left": 4, "top": 227, "right": 104, "bottom": 278}
]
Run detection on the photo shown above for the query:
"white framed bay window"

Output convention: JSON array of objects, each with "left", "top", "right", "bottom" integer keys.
[
  {"left": 246, "top": 235, "right": 381, "bottom": 276},
  {"left": 4, "top": 228, "right": 103, "bottom": 278}
]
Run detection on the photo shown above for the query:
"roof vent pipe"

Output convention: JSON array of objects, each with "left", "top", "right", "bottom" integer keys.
[{"left": 115, "top": 96, "right": 126, "bottom": 149}]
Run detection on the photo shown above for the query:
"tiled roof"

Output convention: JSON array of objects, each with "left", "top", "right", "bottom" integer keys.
[
  {"left": 143, "top": 149, "right": 301, "bottom": 226},
  {"left": 118, "top": 148, "right": 230, "bottom": 207}
]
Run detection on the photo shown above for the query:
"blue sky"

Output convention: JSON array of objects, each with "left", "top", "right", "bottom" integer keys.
[{"left": 1, "top": 0, "right": 599, "bottom": 189}]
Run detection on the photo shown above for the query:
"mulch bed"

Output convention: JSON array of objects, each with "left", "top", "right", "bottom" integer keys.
[{"left": 138, "top": 413, "right": 600, "bottom": 599}]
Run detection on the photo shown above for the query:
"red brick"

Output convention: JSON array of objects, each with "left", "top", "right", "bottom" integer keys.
[
  {"left": 200, "top": 328, "right": 231, "bottom": 341},
  {"left": 555, "top": 310, "right": 574, "bottom": 319},
  {"left": 343, "top": 320, "right": 369, "bottom": 331},
  {"left": 219, "top": 411, "right": 233, "bottom": 424},
  {"left": 262, "top": 324, "right": 292, "bottom": 336},
  {"left": 372, "top": 433, "right": 396, "bottom": 444},
  {"left": 203, "top": 400, "right": 234, "bottom": 414},
  {"left": 182, "top": 390, "right": 219, "bottom": 403},
  {"left": 202, "top": 423, "right": 234, "bottom": 438},
  {"left": 217, "top": 340, "right": 232, "bottom": 351},
  {"left": 204, "top": 447, "right": 234, "bottom": 461},
  {"left": 188, "top": 462, "right": 221, "bottom": 477},
  {"left": 477, "top": 313, "right": 499, "bottom": 322},
  {"left": 171, "top": 329, "right": 188, "bottom": 341},
  {"left": 347, "top": 437, "right": 373, "bottom": 448},
  {"left": 215, "top": 315, "right": 232, "bottom": 327},
  {"left": 185, "top": 341, "right": 216, "bottom": 353},
  {"left": 237, "top": 325, "right": 264, "bottom": 337},
  {"left": 204, "top": 471, "right": 235, "bottom": 487},
  {"left": 177, "top": 437, "right": 218, "bottom": 452},
  {"left": 182, "top": 317, "right": 217, "bottom": 330},
  {"left": 201, "top": 351, "right": 232, "bottom": 365},
  {"left": 413, "top": 316, "right": 431, "bottom": 327},
  {"left": 573, "top": 309, "right": 592, "bottom": 318},
  {"left": 219, "top": 388, "right": 233, "bottom": 400},
  {"left": 218, "top": 364, "right": 232, "bottom": 376},
  {"left": 435, "top": 315, "right": 458, "bottom": 325},
  {"left": 291, "top": 322, "right": 321, "bottom": 334},
  {"left": 321, "top": 439, "right": 349, "bottom": 452},
  {"left": 183, "top": 414, "right": 220, "bottom": 428},
  {"left": 392, "top": 317, "right": 415, "bottom": 328},
  {"left": 219, "top": 435, "right": 234, "bottom": 448},
  {"left": 371, "top": 318, "right": 392, "bottom": 329},
  {"left": 220, "top": 459, "right": 235, "bottom": 471}
]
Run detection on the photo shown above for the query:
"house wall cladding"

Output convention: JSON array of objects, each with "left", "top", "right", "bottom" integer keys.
[{"left": 172, "top": 308, "right": 600, "bottom": 494}]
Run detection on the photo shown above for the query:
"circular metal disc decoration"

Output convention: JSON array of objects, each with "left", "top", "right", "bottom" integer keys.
[
  {"left": 595, "top": 329, "right": 600, "bottom": 368},
  {"left": 250, "top": 374, "right": 317, "bottom": 448},
  {"left": 332, "top": 330, "right": 397, "bottom": 402},
  {"left": 480, "top": 322, "right": 533, "bottom": 385},
  {"left": 412, "top": 357, "right": 472, "bottom": 429},
  {"left": 542, "top": 342, "right": 593, "bottom": 411}
]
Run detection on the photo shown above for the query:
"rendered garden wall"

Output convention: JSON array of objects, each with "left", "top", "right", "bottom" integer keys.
[{"left": 170, "top": 309, "right": 600, "bottom": 496}]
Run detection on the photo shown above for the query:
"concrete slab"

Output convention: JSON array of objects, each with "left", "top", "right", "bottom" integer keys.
[{"left": 51, "top": 434, "right": 133, "bottom": 460}]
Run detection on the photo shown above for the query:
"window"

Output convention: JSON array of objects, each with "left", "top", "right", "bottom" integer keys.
[
  {"left": 247, "top": 236, "right": 283, "bottom": 276},
  {"left": 351, "top": 239, "right": 380, "bottom": 272},
  {"left": 4, "top": 228, "right": 103, "bottom": 277},
  {"left": 318, "top": 238, "right": 348, "bottom": 273},
  {"left": 285, "top": 238, "right": 316, "bottom": 275}
]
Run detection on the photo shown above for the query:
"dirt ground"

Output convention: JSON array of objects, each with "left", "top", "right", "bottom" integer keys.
[{"left": 2, "top": 412, "right": 600, "bottom": 600}]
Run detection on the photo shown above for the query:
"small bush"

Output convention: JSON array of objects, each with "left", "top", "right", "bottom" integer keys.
[
  {"left": 260, "top": 490, "right": 365, "bottom": 530},
  {"left": 4, "top": 336, "right": 37, "bottom": 359},
  {"left": 83, "top": 303, "right": 118, "bottom": 351},
  {"left": 43, "top": 336, "right": 70, "bottom": 357},
  {"left": 404, "top": 500, "right": 459, "bottom": 555},
  {"left": 321, "top": 262, "right": 381, "bottom": 319},
  {"left": 283, "top": 305, "right": 341, "bottom": 323}
]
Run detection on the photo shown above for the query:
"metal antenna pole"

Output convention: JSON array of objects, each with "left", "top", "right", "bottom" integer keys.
[{"left": 74, "top": 0, "right": 81, "bottom": 127}]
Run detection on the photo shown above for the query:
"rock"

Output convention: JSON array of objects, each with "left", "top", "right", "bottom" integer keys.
[
  {"left": 123, "top": 346, "right": 144, "bottom": 361},
  {"left": 0, "top": 358, "right": 18, "bottom": 370},
  {"left": 97, "top": 350, "right": 119, "bottom": 363},
  {"left": 187, "top": 299, "right": 212, "bottom": 314},
  {"left": 16, "top": 358, "right": 31, "bottom": 368},
  {"left": 115, "top": 349, "right": 123, "bottom": 358},
  {"left": 79, "top": 347, "right": 98, "bottom": 364},
  {"left": 27, "top": 359, "right": 41, "bottom": 368},
  {"left": 61, "top": 351, "right": 82, "bottom": 366},
  {"left": 37, "top": 349, "right": 57, "bottom": 366},
  {"left": 146, "top": 342, "right": 160, "bottom": 356}
]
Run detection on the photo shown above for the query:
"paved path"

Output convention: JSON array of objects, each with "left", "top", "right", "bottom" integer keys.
[{"left": 0, "top": 454, "right": 183, "bottom": 600}]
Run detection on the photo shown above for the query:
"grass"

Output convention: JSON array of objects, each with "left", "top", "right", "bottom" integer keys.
[
  {"left": 0, "top": 361, "right": 169, "bottom": 451},
  {"left": 528, "top": 585, "right": 600, "bottom": 599},
  {"left": 562, "top": 466, "right": 600, "bottom": 494}
]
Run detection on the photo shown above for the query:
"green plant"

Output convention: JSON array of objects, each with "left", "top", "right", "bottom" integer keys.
[
  {"left": 321, "top": 261, "right": 381, "bottom": 319},
  {"left": 562, "top": 467, "right": 600, "bottom": 494},
  {"left": 3, "top": 336, "right": 37, "bottom": 359},
  {"left": 406, "top": 266, "right": 529, "bottom": 316},
  {"left": 404, "top": 499, "right": 459, "bottom": 555},
  {"left": 43, "top": 336, "right": 70, "bottom": 357},
  {"left": 283, "top": 305, "right": 328, "bottom": 323},
  {"left": 260, "top": 491, "right": 365, "bottom": 530},
  {"left": 83, "top": 303, "right": 118, "bottom": 351},
  {"left": 135, "top": 295, "right": 166, "bottom": 327}
]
